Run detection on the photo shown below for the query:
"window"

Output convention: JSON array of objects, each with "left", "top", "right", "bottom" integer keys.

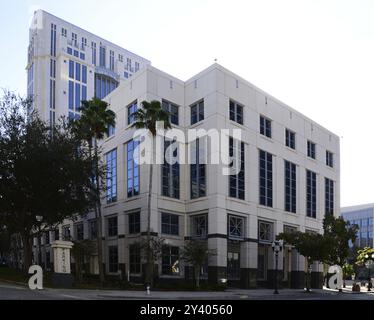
[
  {"left": 69, "top": 60, "right": 74, "bottom": 79},
  {"left": 82, "top": 65, "right": 87, "bottom": 84},
  {"left": 285, "top": 129, "right": 296, "bottom": 149},
  {"left": 260, "top": 116, "right": 272, "bottom": 138},
  {"left": 127, "top": 140, "right": 140, "bottom": 198},
  {"left": 135, "top": 62, "right": 140, "bottom": 72},
  {"left": 307, "top": 140, "right": 316, "bottom": 159},
  {"left": 229, "top": 137, "right": 245, "bottom": 200},
  {"left": 94, "top": 74, "right": 118, "bottom": 99},
  {"left": 191, "top": 214, "right": 208, "bottom": 238},
  {"left": 63, "top": 226, "right": 71, "bottom": 240},
  {"left": 118, "top": 54, "right": 123, "bottom": 62},
  {"left": 54, "top": 229, "right": 60, "bottom": 241},
  {"left": 190, "top": 138, "right": 206, "bottom": 199},
  {"left": 285, "top": 161, "right": 297, "bottom": 213},
  {"left": 162, "top": 246, "right": 179, "bottom": 275},
  {"left": 81, "top": 37, "right": 87, "bottom": 47},
  {"left": 99, "top": 44, "right": 106, "bottom": 67},
  {"left": 229, "top": 100, "right": 243, "bottom": 125},
  {"left": 129, "top": 212, "right": 140, "bottom": 234},
  {"left": 227, "top": 249, "right": 240, "bottom": 280},
  {"left": 259, "top": 150, "right": 273, "bottom": 207},
  {"left": 129, "top": 244, "right": 141, "bottom": 273},
  {"left": 75, "top": 223, "right": 84, "bottom": 240},
  {"left": 162, "top": 100, "right": 179, "bottom": 125},
  {"left": 162, "top": 138, "right": 180, "bottom": 199},
  {"left": 190, "top": 100, "right": 204, "bottom": 125},
  {"left": 258, "top": 221, "right": 273, "bottom": 242},
  {"left": 50, "top": 23, "right": 56, "bottom": 57},
  {"left": 107, "top": 216, "right": 118, "bottom": 237},
  {"left": 61, "top": 27, "right": 67, "bottom": 37},
  {"left": 80, "top": 52, "right": 85, "bottom": 61},
  {"left": 109, "top": 50, "right": 114, "bottom": 71},
  {"left": 91, "top": 42, "right": 97, "bottom": 66},
  {"left": 75, "top": 62, "right": 81, "bottom": 81},
  {"left": 107, "top": 124, "right": 115, "bottom": 137},
  {"left": 75, "top": 83, "right": 81, "bottom": 110},
  {"left": 228, "top": 215, "right": 244, "bottom": 239},
  {"left": 326, "top": 151, "right": 334, "bottom": 168},
  {"left": 89, "top": 220, "right": 97, "bottom": 240},
  {"left": 126, "top": 58, "right": 131, "bottom": 71},
  {"left": 127, "top": 101, "right": 137, "bottom": 125},
  {"left": 325, "top": 178, "right": 334, "bottom": 216},
  {"left": 72, "top": 32, "right": 77, "bottom": 47},
  {"left": 108, "top": 246, "right": 118, "bottom": 273},
  {"left": 106, "top": 149, "right": 117, "bottom": 203},
  {"left": 306, "top": 170, "right": 317, "bottom": 218},
  {"left": 161, "top": 213, "right": 179, "bottom": 235}
]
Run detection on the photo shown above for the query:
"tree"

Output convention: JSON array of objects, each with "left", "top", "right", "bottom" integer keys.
[
  {"left": 342, "top": 263, "right": 354, "bottom": 288},
  {"left": 0, "top": 91, "right": 93, "bottom": 271},
  {"left": 181, "top": 240, "right": 216, "bottom": 288},
  {"left": 322, "top": 215, "right": 358, "bottom": 291},
  {"left": 356, "top": 247, "right": 374, "bottom": 267},
  {"left": 73, "top": 97, "right": 116, "bottom": 286},
  {"left": 132, "top": 100, "right": 171, "bottom": 287},
  {"left": 278, "top": 231, "right": 328, "bottom": 292}
]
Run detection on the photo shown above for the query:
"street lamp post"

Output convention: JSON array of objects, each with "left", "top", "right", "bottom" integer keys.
[
  {"left": 272, "top": 240, "right": 283, "bottom": 294},
  {"left": 364, "top": 253, "right": 374, "bottom": 292}
]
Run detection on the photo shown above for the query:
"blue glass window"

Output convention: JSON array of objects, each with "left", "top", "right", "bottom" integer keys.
[
  {"left": 285, "top": 160, "right": 297, "bottom": 213},
  {"left": 191, "top": 138, "right": 206, "bottom": 199},
  {"left": 74, "top": 50, "right": 79, "bottom": 57},
  {"left": 259, "top": 150, "right": 273, "bottom": 207},
  {"left": 127, "top": 101, "right": 137, "bottom": 125},
  {"left": 69, "top": 60, "right": 74, "bottom": 79},
  {"left": 67, "top": 47, "right": 73, "bottom": 55},
  {"left": 191, "top": 100, "right": 204, "bottom": 125},
  {"left": 229, "top": 100, "right": 243, "bottom": 125},
  {"left": 162, "top": 138, "right": 180, "bottom": 199},
  {"left": 161, "top": 213, "right": 179, "bottom": 235},
  {"left": 82, "top": 85, "right": 87, "bottom": 101},
  {"left": 80, "top": 52, "right": 85, "bottom": 60},
  {"left": 260, "top": 116, "right": 272, "bottom": 138},
  {"left": 229, "top": 137, "right": 245, "bottom": 200},
  {"left": 127, "top": 140, "right": 140, "bottom": 197},
  {"left": 124, "top": 72, "right": 129, "bottom": 79},
  {"left": 306, "top": 170, "right": 317, "bottom": 218},
  {"left": 75, "top": 83, "right": 80, "bottom": 109},
  {"left": 68, "top": 81, "right": 74, "bottom": 110},
  {"left": 75, "top": 62, "right": 81, "bottom": 81},
  {"left": 82, "top": 65, "right": 87, "bottom": 84},
  {"left": 106, "top": 149, "right": 117, "bottom": 203},
  {"left": 162, "top": 100, "right": 179, "bottom": 125},
  {"left": 325, "top": 178, "right": 334, "bottom": 216}
]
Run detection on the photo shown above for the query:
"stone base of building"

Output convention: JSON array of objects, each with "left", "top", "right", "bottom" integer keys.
[
  {"left": 240, "top": 268, "right": 258, "bottom": 288},
  {"left": 51, "top": 273, "right": 74, "bottom": 288},
  {"left": 208, "top": 266, "right": 227, "bottom": 286}
]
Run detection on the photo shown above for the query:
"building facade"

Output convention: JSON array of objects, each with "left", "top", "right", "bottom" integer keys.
[
  {"left": 27, "top": 12, "right": 340, "bottom": 289},
  {"left": 26, "top": 10, "right": 150, "bottom": 124},
  {"left": 341, "top": 204, "right": 374, "bottom": 248}
]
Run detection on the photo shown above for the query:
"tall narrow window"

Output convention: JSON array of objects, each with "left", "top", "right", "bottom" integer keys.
[
  {"left": 325, "top": 178, "right": 334, "bottom": 216},
  {"left": 127, "top": 140, "right": 139, "bottom": 198},
  {"left": 99, "top": 44, "right": 106, "bottom": 67},
  {"left": 190, "top": 100, "right": 204, "bottom": 125},
  {"left": 285, "top": 160, "right": 297, "bottom": 213},
  {"left": 109, "top": 50, "right": 114, "bottom": 71},
  {"left": 107, "top": 216, "right": 118, "bottom": 237},
  {"left": 191, "top": 214, "right": 208, "bottom": 238},
  {"left": 127, "top": 101, "right": 137, "bottom": 125},
  {"left": 229, "top": 137, "right": 245, "bottom": 200},
  {"left": 228, "top": 215, "right": 244, "bottom": 240},
  {"left": 129, "top": 212, "right": 140, "bottom": 234},
  {"left": 68, "top": 81, "right": 74, "bottom": 110},
  {"left": 162, "top": 100, "right": 179, "bottom": 125},
  {"left": 91, "top": 42, "right": 97, "bottom": 66},
  {"left": 106, "top": 149, "right": 117, "bottom": 203},
  {"left": 285, "top": 129, "right": 296, "bottom": 149},
  {"left": 259, "top": 150, "right": 273, "bottom": 207},
  {"left": 260, "top": 116, "right": 272, "bottom": 138},
  {"left": 162, "top": 139, "right": 180, "bottom": 199},
  {"left": 69, "top": 60, "right": 74, "bottom": 79},
  {"left": 326, "top": 151, "right": 334, "bottom": 168},
  {"left": 75, "top": 83, "right": 80, "bottom": 110},
  {"left": 306, "top": 170, "right": 317, "bottom": 218},
  {"left": 135, "top": 62, "right": 140, "bottom": 72},
  {"left": 108, "top": 246, "right": 118, "bottom": 273},
  {"left": 229, "top": 100, "right": 243, "bottom": 125},
  {"left": 50, "top": 23, "right": 56, "bottom": 57},
  {"left": 75, "top": 223, "right": 84, "bottom": 240},
  {"left": 307, "top": 141, "right": 316, "bottom": 159},
  {"left": 129, "top": 244, "right": 141, "bottom": 273},
  {"left": 190, "top": 138, "right": 206, "bottom": 199}
]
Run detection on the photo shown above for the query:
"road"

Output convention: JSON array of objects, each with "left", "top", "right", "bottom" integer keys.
[{"left": 1, "top": 281, "right": 374, "bottom": 300}]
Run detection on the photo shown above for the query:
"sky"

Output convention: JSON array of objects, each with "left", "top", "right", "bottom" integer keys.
[{"left": 0, "top": 0, "right": 373, "bottom": 207}]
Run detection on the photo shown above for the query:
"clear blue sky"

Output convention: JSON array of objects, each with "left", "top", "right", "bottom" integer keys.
[{"left": 1, "top": 0, "right": 374, "bottom": 207}]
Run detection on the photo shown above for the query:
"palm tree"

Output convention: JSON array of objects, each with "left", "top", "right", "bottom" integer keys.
[
  {"left": 132, "top": 100, "right": 171, "bottom": 286},
  {"left": 74, "top": 97, "right": 115, "bottom": 286}
]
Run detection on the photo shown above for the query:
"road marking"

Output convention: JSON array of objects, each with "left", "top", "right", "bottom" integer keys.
[{"left": 60, "top": 294, "right": 89, "bottom": 300}]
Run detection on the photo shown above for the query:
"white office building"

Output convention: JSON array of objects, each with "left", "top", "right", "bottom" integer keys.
[
  {"left": 28, "top": 11, "right": 340, "bottom": 289},
  {"left": 26, "top": 10, "right": 150, "bottom": 123}
]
